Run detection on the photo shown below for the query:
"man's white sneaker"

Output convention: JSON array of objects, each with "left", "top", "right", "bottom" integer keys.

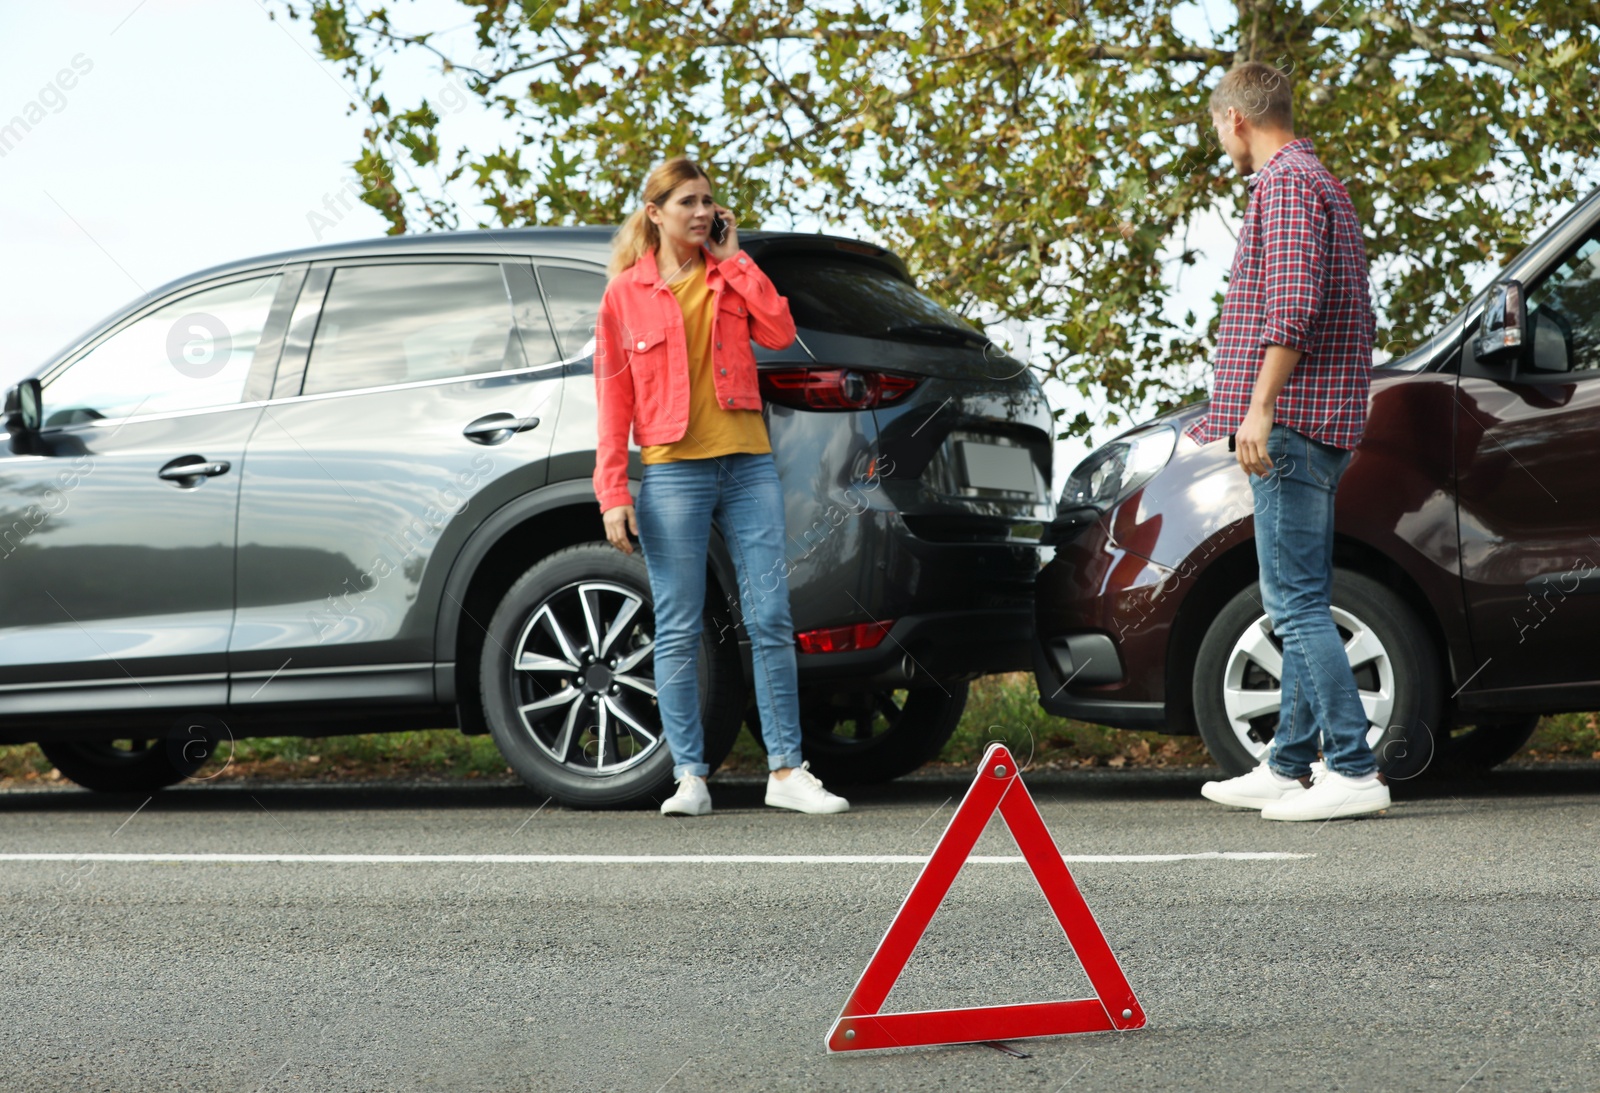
[
  {"left": 1200, "top": 762, "right": 1311, "bottom": 810},
  {"left": 660, "top": 774, "right": 712, "bottom": 817},
  {"left": 765, "top": 762, "right": 850, "bottom": 814},
  {"left": 1260, "top": 768, "right": 1390, "bottom": 821}
]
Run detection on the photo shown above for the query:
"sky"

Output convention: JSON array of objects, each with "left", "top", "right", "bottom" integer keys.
[
  {"left": 0, "top": 0, "right": 1240, "bottom": 492},
  {"left": 1, "top": 3, "right": 374, "bottom": 369}
]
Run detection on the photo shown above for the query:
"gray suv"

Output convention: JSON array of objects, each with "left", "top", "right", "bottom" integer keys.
[{"left": 1, "top": 228, "right": 1054, "bottom": 807}]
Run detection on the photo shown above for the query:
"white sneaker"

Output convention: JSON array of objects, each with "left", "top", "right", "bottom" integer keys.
[
  {"left": 1200, "top": 762, "right": 1312, "bottom": 810},
  {"left": 1260, "top": 768, "right": 1390, "bottom": 822},
  {"left": 765, "top": 762, "right": 850, "bottom": 814},
  {"left": 660, "top": 774, "right": 712, "bottom": 817}
]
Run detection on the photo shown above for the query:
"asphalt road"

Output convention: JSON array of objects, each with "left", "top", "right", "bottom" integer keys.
[{"left": 1, "top": 761, "right": 1597, "bottom": 1093}]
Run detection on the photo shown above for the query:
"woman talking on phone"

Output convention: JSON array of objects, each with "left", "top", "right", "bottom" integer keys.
[{"left": 594, "top": 156, "right": 849, "bottom": 818}]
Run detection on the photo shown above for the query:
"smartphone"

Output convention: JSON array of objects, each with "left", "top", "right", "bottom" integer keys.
[{"left": 708, "top": 210, "right": 728, "bottom": 246}]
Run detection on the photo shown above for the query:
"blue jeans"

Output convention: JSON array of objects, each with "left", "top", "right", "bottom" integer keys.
[
  {"left": 1251, "top": 425, "right": 1377, "bottom": 778},
  {"left": 635, "top": 452, "right": 805, "bottom": 779}
]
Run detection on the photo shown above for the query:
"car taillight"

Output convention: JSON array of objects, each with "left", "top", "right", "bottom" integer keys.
[
  {"left": 795, "top": 620, "right": 895, "bottom": 654},
  {"left": 759, "top": 368, "right": 919, "bottom": 411}
]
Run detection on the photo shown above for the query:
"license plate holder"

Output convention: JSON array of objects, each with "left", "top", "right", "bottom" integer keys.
[{"left": 957, "top": 441, "right": 1036, "bottom": 494}]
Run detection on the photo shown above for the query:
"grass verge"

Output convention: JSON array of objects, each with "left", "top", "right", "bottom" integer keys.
[{"left": 3, "top": 673, "right": 1595, "bottom": 787}]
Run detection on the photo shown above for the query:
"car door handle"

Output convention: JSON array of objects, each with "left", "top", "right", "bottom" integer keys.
[
  {"left": 158, "top": 456, "right": 231, "bottom": 485},
  {"left": 463, "top": 413, "right": 541, "bottom": 445}
]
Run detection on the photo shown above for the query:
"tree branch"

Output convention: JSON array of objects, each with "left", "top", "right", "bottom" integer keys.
[
  {"left": 1079, "top": 43, "right": 1235, "bottom": 65},
  {"left": 730, "top": 38, "right": 823, "bottom": 127},
  {"left": 1370, "top": 12, "right": 1520, "bottom": 73}
]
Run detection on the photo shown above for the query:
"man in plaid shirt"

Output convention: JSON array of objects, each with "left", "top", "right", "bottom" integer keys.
[{"left": 1193, "top": 63, "right": 1391, "bottom": 822}]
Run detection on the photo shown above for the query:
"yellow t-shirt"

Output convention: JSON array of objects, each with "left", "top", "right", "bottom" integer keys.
[{"left": 641, "top": 263, "right": 771, "bottom": 464}]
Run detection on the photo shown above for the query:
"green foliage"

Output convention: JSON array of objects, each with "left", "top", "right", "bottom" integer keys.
[
  {"left": 0, "top": 732, "right": 511, "bottom": 784},
  {"left": 2, "top": 688, "right": 1596, "bottom": 784},
  {"left": 937, "top": 671, "right": 1213, "bottom": 768},
  {"left": 714, "top": 671, "right": 1214, "bottom": 771},
  {"left": 1526, "top": 710, "right": 1600, "bottom": 759},
  {"left": 273, "top": 0, "right": 1600, "bottom": 436},
  {"left": 219, "top": 730, "right": 510, "bottom": 775}
]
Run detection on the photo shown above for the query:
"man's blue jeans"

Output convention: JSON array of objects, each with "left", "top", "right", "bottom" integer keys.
[
  {"left": 1250, "top": 424, "right": 1378, "bottom": 778},
  {"left": 635, "top": 452, "right": 805, "bottom": 779}
]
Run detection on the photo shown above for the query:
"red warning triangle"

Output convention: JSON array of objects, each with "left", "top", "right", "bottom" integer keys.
[{"left": 826, "top": 743, "right": 1145, "bottom": 1052}]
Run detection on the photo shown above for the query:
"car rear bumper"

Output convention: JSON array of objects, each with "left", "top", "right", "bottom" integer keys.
[{"left": 787, "top": 607, "right": 1035, "bottom": 686}]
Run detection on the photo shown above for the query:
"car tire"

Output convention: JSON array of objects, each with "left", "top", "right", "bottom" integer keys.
[
  {"left": 748, "top": 682, "right": 970, "bottom": 784},
  {"left": 39, "top": 737, "right": 208, "bottom": 793},
  {"left": 1192, "top": 571, "right": 1441, "bottom": 780},
  {"left": 1436, "top": 715, "right": 1539, "bottom": 773},
  {"left": 478, "top": 543, "right": 742, "bottom": 809}
]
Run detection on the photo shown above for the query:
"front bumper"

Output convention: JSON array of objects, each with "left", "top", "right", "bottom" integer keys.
[
  {"left": 1032, "top": 512, "right": 1180, "bottom": 729},
  {"left": 1032, "top": 633, "right": 1165, "bottom": 728}
]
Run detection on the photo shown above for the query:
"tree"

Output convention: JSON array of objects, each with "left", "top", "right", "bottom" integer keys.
[{"left": 276, "top": 0, "right": 1600, "bottom": 437}]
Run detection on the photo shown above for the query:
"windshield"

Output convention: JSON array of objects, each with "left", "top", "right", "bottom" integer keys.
[{"left": 759, "top": 252, "right": 983, "bottom": 343}]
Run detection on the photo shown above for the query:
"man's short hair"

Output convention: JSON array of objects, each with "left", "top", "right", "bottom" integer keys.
[{"left": 1210, "top": 62, "right": 1293, "bottom": 130}]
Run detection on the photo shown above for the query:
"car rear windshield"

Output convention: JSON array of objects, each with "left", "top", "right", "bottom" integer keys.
[{"left": 759, "top": 251, "right": 985, "bottom": 346}]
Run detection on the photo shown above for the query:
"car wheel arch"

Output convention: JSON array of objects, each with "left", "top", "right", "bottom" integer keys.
[
  {"left": 1163, "top": 539, "right": 1259, "bottom": 737},
  {"left": 1329, "top": 536, "right": 1453, "bottom": 684},
  {"left": 1164, "top": 533, "right": 1451, "bottom": 738},
  {"left": 435, "top": 478, "right": 747, "bottom": 729}
]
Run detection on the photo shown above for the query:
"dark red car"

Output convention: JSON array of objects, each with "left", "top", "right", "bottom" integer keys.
[{"left": 1035, "top": 186, "right": 1600, "bottom": 778}]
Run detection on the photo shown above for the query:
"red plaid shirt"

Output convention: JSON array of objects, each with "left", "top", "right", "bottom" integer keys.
[{"left": 1186, "top": 139, "right": 1375, "bottom": 451}]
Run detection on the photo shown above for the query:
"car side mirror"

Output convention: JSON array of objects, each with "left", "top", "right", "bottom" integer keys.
[
  {"left": 1473, "top": 280, "right": 1526, "bottom": 368},
  {"left": 4, "top": 379, "right": 42, "bottom": 451}
]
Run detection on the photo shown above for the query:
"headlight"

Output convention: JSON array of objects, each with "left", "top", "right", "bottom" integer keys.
[{"left": 1060, "top": 425, "right": 1177, "bottom": 511}]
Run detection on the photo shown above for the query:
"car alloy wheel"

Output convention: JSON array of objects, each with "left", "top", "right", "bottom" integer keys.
[
  {"left": 479, "top": 543, "right": 743, "bottom": 809},
  {"left": 1222, "top": 605, "right": 1394, "bottom": 763},
  {"left": 1193, "top": 571, "right": 1440, "bottom": 779},
  {"left": 508, "top": 580, "right": 664, "bottom": 776}
]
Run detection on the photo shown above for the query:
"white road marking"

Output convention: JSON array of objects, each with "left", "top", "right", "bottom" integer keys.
[{"left": 0, "top": 851, "right": 1311, "bottom": 865}]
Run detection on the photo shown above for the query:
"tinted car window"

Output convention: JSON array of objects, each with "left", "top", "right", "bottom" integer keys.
[
  {"left": 537, "top": 266, "right": 605, "bottom": 358},
  {"left": 42, "top": 274, "right": 283, "bottom": 425},
  {"left": 1525, "top": 234, "right": 1600, "bottom": 377},
  {"left": 760, "top": 252, "right": 982, "bottom": 343},
  {"left": 303, "top": 264, "right": 522, "bottom": 396}
]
